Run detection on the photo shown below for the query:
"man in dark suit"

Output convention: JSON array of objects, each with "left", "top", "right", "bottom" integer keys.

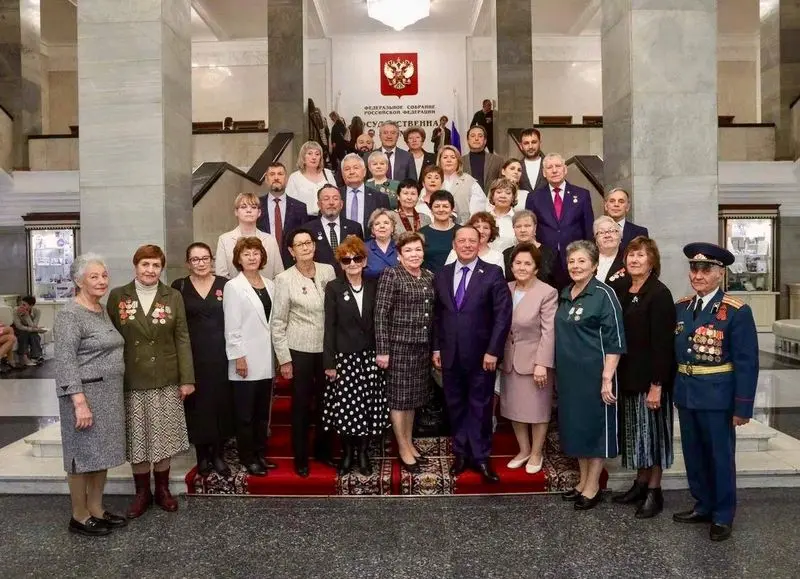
[
  {"left": 470, "top": 99, "right": 495, "bottom": 152},
  {"left": 462, "top": 125, "right": 503, "bottom": 191},
  {"left": 432, "top": 227, "right": 512, "bottom": 483},
  {"left": 258, "top": 162, "right": 311, "bottom": 267},
  {"left": 432, "top": 116, "right": 451, "bottom": 156},
  {"left": 307, "top": 184, "right": 364, "bottom": 274},
  {"left": 518, "top": 128, "right": 548, "bottom": 194},
  {"left": 525, "top": 153, "right": 594, "bottom": 290},
  {"left": 604, "top": 187, "right": 649, "bottom": 249},
  {"left": 378, "top": 121, "right": 414, "bottom": 181},
  {"left": 339, "top": 153, "right": 390, "bottom": 236}
]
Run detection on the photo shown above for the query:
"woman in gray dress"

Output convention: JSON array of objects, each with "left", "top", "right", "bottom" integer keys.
[{"left": 55, "top": 253, "right": 127, "bottom": 537}]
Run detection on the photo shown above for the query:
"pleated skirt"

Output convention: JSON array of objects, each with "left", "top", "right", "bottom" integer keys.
[{"left": 619, "top": 390, "right": 674, "bottom": 470}]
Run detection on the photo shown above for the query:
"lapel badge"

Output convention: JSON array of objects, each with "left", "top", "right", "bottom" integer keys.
[
  {"left": 569, "top": 307, "right": 575, "bottom": 315},
  {"left": 675, "top": 321, "right": 684, "bottom": 335},
  {"left": 302, "top": 287, "right": 308, "bottom": 295},
  {"left": 317, "top": 232, "right": 323, "bottom": 241},
  {"left": 344, "top": 293, "right": 350, "bottom": 301},
  {"left": 478, "top": 269, "right": 484, "bottom": 274},
  {"left": 711, "top": 302, "right": 720, "bottom": 314},
  {"left": 576, "top": 307, "right": 584, "bottom": 315},
  {"left": 572, "top": 195, "right": 578, "bottom": 204},
  {"left": 716, "top": 304, "right": 728, "bottom": 321},
  {"left": 632, "top": 296, "right": 639, "bottom": 304}
]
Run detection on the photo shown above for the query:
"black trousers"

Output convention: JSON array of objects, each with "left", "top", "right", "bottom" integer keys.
[
  {"left": 233, "top": 378, "right": 273, "bottom": 464},
  {"left": 290, "top": 350, "right": 332, "bottom": 466}
]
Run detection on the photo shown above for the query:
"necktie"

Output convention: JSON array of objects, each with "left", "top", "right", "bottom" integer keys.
[
  {"left": 693, "top": 296, "right": 702, "bottom": 320},
  {"left": 455, "top": 266, "right": 469, "bottom": 310},
  {"left": 328, "top": 222, "right": 339, "bottom": 250},
  {"left": 273, "top": 198, "right": 283, "bottom": 246},
  {"left": 553, "top": 187, "right": 563, "bottom": 220},
  {"left": 349, "top": 189, "right": 359, "bottom": 223},
  {"left": 385, "top": 150, "right": 394, "bottom": 180}
]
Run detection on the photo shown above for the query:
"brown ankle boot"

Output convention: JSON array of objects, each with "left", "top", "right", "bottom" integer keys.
[
  {"left": 153, "top": 468, "right": 178, "bottom": 512},
  {"left": 126, "top": 472, "right": 153, "bottom": 519}
]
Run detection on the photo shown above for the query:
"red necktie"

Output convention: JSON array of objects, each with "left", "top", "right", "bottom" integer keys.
[
  {"left": 274, "top": 198, "right": 283, "bottom": 245},
  {"left": 553, "top": 187, "right": 563, "bottom": 220}
]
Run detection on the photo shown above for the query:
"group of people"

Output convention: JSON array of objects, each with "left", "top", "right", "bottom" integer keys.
[
  {"left": 54, "top": 122, "right": 758, "bottom": 544},
  {"left": 0, "top": 296, "right": 46, "bottom": 373}
]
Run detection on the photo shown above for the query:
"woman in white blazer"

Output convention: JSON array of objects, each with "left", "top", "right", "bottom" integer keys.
[
  {"left": 215, "top": 192, "right": 284, "bottom": 280},
  {"left": 223, "top": 236, "right": 276, "bottom": 477}
]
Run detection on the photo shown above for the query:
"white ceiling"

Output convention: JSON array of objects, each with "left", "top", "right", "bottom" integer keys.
[{"left": 39, "top": 0, "right": 762, "bottom": 45}]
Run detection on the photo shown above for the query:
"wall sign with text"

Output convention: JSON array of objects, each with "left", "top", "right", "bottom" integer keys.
[{"left": 381, "top": 53, "right": 419, "bottom": 98}]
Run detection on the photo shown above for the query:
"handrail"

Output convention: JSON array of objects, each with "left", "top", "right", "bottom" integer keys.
[
  {"left": 0, "top": 103, "right": 12, "bottom": 121},
  {"left": 791, "top": 94, "right": 800, "bottom": 110},
  {"left": 246, "top": 130, "right": 293, "bottom": 182},
  {"left": 566, "top": 155, "right": 605, "bottom": 196}
]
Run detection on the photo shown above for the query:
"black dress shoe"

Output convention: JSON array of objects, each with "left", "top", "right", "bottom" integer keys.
[
  {"left": 710, "top": 523, "right": 732, "bottom": 542},
  {"left": 672, "top": 510, "right": 712, "bottom": 524},
  {"left": 338, "top": 451, "right": 354, "bottom": 476},
  {"left": 257, "top": 455, "right": 277, "bottom": 470},
  {"left": 212, "top": 455, "right": 231, "bottom": 477},
  {"left": 561, "top": 488, "right": 581, "bottom": 502},
  {"left": 575, "top": 491, "right": 604, "bottom": 511},
  {"left": 612, "top": 480, "right": 648, "bottom": 505},
  {"left": 475, "top": 462, "right": 500, "bottom": 483},
  {"left": 295, "top": 465, "right": 310, "bottom": 478},
  {"left": 101, "top": 511, "right": 128, "bottom": 528},
  {"left": 399, "top": 457, "right": 421, "bottom": 474},
  {"left": 245, "top": 462, "right": 267, "bottom": 477},
  {"left": 635, "top": 488, "right": 664, "bottom": 519},
  {"left": 449, "top": 455, "right": 468, "bottom": 476},
  {"left": 68, "top": 517, "right": 112, "bottom": 537}
]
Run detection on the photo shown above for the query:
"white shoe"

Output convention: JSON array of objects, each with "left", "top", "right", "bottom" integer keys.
[
  {"left": 525, "top": 457, "right": 543, "bottom": 474},
  {"left": 507, "top": 454, "right": 531, "bottom": 469}
]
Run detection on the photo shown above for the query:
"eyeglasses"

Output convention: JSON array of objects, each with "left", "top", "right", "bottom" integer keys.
[
  {"left": 293, "top": 240, "right": 314, "bottom": 249},
  {"left": 595, "top": 229, "right": 620, "bottom": 237},
  {"left": 189, "top": 256, "right": 212, "bottom": 264},
  {"left": 340, "top": 255, "right": 365, "bottom": 265}
]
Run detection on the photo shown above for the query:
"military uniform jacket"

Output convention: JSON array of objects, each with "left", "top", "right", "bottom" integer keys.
[
  {"left": 673, "top": 290, "right": 758, "bottom": 418},
  {"left": 107, "top": 281, "right": 195, "bottom": 392}
]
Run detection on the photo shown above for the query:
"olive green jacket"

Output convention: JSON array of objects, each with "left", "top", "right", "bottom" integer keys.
[{"left": 107, "top": 281, "right": 195, "bottom": 392}]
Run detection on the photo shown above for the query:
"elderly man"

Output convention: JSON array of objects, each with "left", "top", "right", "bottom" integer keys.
[
  {"left": 307, "top": 184, "right": 364, "bottom": 274},
  {"left": 672, "top": 242, "right": 758, "bottom": 542},
  {"left": 377, "top": 121, "right": 414, "bottom": 182},
  {"left": 338, "top": 153, "right": 391, "bottom": 235},
  {"left": 517, "top": 128, "right": 547, "bottom": 194},
  {"left": 462, "top": 125, "right": 503, "bottom": 192},
  {"left": 257, "top": 162, "right": 312, "bottom": 267},
  {"left": 604, "top": 187, "right": 649, "bottom": 249},
  {"left": 524, "top": 153, "right": 594, "bottom": 289}
]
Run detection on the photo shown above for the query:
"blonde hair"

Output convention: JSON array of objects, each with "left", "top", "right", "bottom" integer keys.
[
  {"left": 233, "top": 192, "right": 260, "bottom": 209},
  {"left": 297, "top": 141, "right": 325, "bottom": 172},
  {"left": 436, "top": 145, "right": 463, "bottom": 174}
]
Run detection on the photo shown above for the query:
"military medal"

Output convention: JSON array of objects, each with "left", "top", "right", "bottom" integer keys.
[
  {"left": 572, "top": 194, "right": 578, "bottom": 204},
  {"left": 716, "top": 304, "right": 728, "bottom": 321}
]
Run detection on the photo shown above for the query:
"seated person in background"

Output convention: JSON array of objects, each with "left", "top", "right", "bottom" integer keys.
[
  {"left": 0, "top": 323, "right": 16, "bottom": 372},
  {"left": 366, "top": 151, "right": 399, "bottom": 209},
  {"left": 604, "top": 187, "right": 649, "bottom": 249},
  {"left": 12, "top": 296, "right": 45, "bottom": 366}
]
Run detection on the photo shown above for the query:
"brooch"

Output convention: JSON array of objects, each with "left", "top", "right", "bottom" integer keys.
[
  {"left": 568, "top": 305, "right": 583, "bottom": 321},
  {"left": 215, "top": 289, "right": 223, "bottom": 302},
  {"left": 478, "top": 269, "right": 484, "bottom": 274},
  {"left": 344, "top": 293, "right": 350, "bottom": 301},
  {"left": 317, "top": 232, "right": 323, "bottom": 241},
  {"left": 632, "top": 296, "right": 639, "bottom": 304},
  {"left": 151, "top": 303, "right": 172, "bottom": 325}
]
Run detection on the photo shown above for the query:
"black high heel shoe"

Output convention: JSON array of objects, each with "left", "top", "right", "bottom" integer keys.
[{"left": 399, "top": 457, "right": 421, "bottom": 474}]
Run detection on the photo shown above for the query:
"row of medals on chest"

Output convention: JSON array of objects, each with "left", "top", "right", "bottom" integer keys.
[{"left": 689, "top": 326, "right": 723, "bottom": 362}]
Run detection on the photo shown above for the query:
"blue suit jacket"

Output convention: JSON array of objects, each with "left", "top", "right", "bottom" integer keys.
[
  {"left": 307, "top": 217, "right": 364, "bottom": 276},
  {"left": 525, "top": 182, "right": 594, "bottom": 264},
  {"left": 621, "top": 220, "right": 649, "bottom": 249},
  {"left": 432, "top": 259, "right": 512, "bottom": 370},
  {"left": 257, "top": 194, "right": 312, "bottom": 267},
  {"left": 340, "top": 185, "right": 391, "bottom": 237},
  {"left": 673, "top": 291, "right": 759, "bottom": 418}
]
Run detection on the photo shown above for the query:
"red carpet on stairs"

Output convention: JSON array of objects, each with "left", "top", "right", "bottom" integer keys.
[{"left": 186, "top": 381, "right": 604, "bottom": 496}]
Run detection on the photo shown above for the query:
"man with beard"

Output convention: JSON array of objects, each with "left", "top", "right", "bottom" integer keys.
[
  {"left": 461, "top": 125, "right": 503, "bottom": 191},
  {"left": 258, "top": 162, "right": 313, "bottom": 267},
  {"left": 518, "top": 128, "right": 547, "bottom": 194}
]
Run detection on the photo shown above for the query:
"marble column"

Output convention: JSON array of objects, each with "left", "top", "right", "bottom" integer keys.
[
  {"left": 268, "top": 0, "right": 304, "bottom": 156},
  {"left": 602, "top": 1, "right": 718, "bottom": 295},
  {"left": 0, "top": 0, "right": 43, "bottom": 169},
  {"left": 77, "top": 0, "right": 192, "bottom": 284},
  {"left": 760, "top": 0, "right": 800, "bottom": 160},
  {"left": 495, "top": 0, "right": 533, "bottom": 158}
]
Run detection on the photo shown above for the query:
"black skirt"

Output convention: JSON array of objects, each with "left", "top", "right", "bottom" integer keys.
[{"left": 322, "top": 349, "right": 389, "bottom": 436}]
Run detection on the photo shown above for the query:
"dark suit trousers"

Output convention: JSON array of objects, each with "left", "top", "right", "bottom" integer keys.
[
  {"left": 442, "top": 353, "right": 495, "bottom": 462},
  {"left": 233, "top": 379, "right": 273, "bottom": 464},
  {"left": 290, "top": 350, "right": 332, "bottom": 465}
]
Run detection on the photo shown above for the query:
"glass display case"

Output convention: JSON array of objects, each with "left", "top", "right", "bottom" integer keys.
[
  {"left": 718, "top": 205, "right": 779, "bottom": 331},
  {"left": 23, "top": 213, "right": 80, "bottom": 302}
]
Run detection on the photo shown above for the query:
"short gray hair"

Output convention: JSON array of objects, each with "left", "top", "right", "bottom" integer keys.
[
  {"left": 380, "top": 121, "right": 399, "bottom": 132},
  {"left": 543, "top": 152, "right": 565, "bottom": 167},
  {"left": 70, "top": 253, "right": 108, "bottom": 288},
  {"left": 341, "top": 152, "right": 366, "bottom": 169},
  {"left": 368, "top": 208, "right": 395, "bottom": 233},
  {"left": 367, "top": 150, "right": 389, "bottom": 165},
  {"left": 593, "top": 215, "right": 621, "bottom": 235},
  {"left": 565, "top": 240, "right": 599, "bottom": 265},
  {"left": 511, "top": 209, "right": 536, "bottom": 227}
]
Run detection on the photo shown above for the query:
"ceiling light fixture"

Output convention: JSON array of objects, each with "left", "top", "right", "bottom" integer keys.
[{"left": 367, "top": 0, "right": 431, "bottom": 31}]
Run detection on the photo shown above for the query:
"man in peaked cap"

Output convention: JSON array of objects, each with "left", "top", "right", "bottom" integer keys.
[{"left": 671, "top": 242, "right": 759, "bottom": 542}]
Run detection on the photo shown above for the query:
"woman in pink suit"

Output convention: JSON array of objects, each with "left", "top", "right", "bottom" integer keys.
[{"left": 500, "top": 242, "right": 558, "bottom": 475}]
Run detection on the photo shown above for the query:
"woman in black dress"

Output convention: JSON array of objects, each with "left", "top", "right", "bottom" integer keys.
[{"left": 171, "top": 242, "right": 233, "bottom": 477}]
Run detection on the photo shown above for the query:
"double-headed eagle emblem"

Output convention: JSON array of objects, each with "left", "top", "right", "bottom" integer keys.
[{"left": 383, "top": 58, "right": 415, "bottom": 90}]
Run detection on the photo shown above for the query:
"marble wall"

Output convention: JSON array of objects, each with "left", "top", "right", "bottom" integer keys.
[
  {"left": 0, "top": 227, "right": 28, "bottom": 294},
  {"left": 719, "top": 60, "right": 758, "bottom": 123},
  {"left": 47, "top": 71, "right": 77, "bottom": 134},
  {"left": 779, "top": 216, "right": 800, "bottom": 318},
  {"left": 268, "top": 0, "right": 304, "bottom": 155},
  {"left": 496, "top": 0, "right": 533, "bottom": 157},
  {"left": 0, "top": 109, "right": 12, "bottom": 172}
]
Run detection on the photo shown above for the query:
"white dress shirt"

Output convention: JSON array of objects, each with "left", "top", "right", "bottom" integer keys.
[
  {"left": 413, "top": 154, "right": 424, "bottom": 180},
  {"left": 596, "top": 253, "right": 616, "bottom": 282},
  {"left": 525, "top": 157, "right": 542, "bottom": 187},
  {"left": 267, "top": 193, "right": 287, "bottom": 235},
  {"left": 346, "top": 186, "right": 366, "bottom": 227},
  {"left": 488, "top": 208, "right": 516, "bottom": 252},
  {"left": 695, "top": 287, "right": 721, "bottom": 313},
  {"left": 321, "top": 216, "right": 341, "bottom": 247}
]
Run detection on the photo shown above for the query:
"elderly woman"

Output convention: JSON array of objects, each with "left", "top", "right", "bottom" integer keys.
[
  {"left": 55, "top": 254, "right": 126, "bottom": 536},
  {"left": 107, "top": 245, "right": 195, "bottom": 518},
  {"left": 556, "top": 240, "right": 626, "bottom": 510},
  {"left": 437, "top": 145, "right": 486, "bottom": 224},
  {"left": 404, "top": 126, "right": 436, "bottom": 180},
  {"left": 500, "top": 159, "right": 529, "bottom": 209},
  {"left": 171, "top": 243, "right": 232, "bottom": 477},
  {"left": 419, "top": 190, "right": 459, "bottom": 274},
  {"left": 391, "top": 179, "right": 432, "bottom": 238},
  {"left": 271, "top": 228, "right": 337, "bottom": 477},
  {"left": 501, "top": 243, "right": 557, "bottom": 474},
  {"left": 286, "top": 140, "right": 337, "bottom": 214},
  {"left": 366, "top": 151, "right": 399, "bottom": 209},
  {"left": 215, "top": 192, "right": 284, "bottom": 280},
  {"left": 502, "top": 210, "right": 557, "bottom": 286},
  {"left": 610, "top": 237, "right": 676, "bottom": 518},
  {"left": 445, "top": 211, "right": 505, "bottom": 274},
  {"left": 594, "top": 215, "right": 625, "bottom": 284},
  {"left": 486, "top": 177, "right": 518, "bottom": 252},
  {"left": 375, "top": 232, "right": 435, "bottom": 472},
  {"left": 223, "top": 237, "right": 277, "bottom": 477},
  {"left": 365, "top": 208, "right": 399, "bottom": 279},
  {"left": 418, "top": 164, "right": 444, "bottom": 220},
  {"left": 323, "top": 235, "right": 388, "bottom": 476}
]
